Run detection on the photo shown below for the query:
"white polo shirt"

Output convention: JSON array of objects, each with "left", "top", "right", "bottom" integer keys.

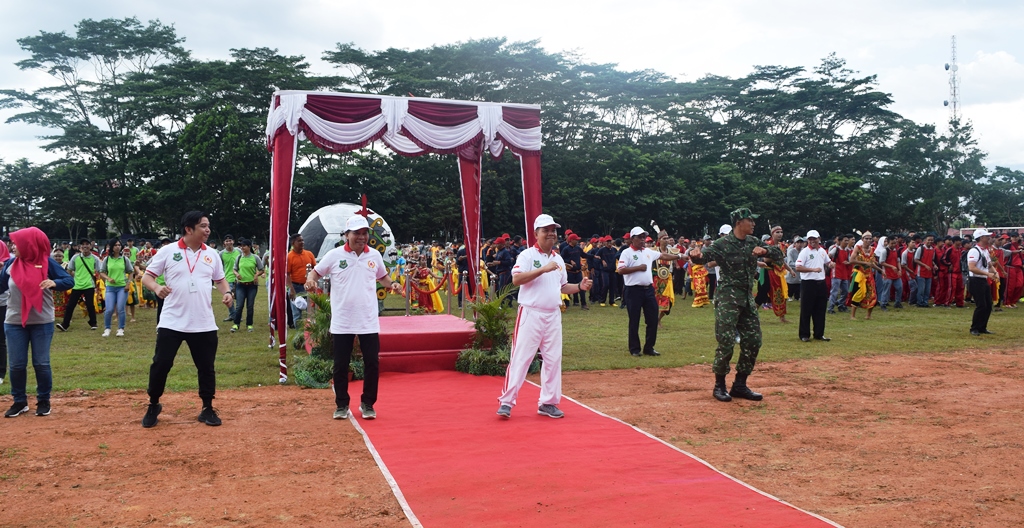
[
  {"left": 145, "top": 240, "right": 225, "bottom": 333},
  {"left": 967, "top": 246, "right": 991, "bottom": 278},
  {"left": 511, "top": 245, "right": 567, "bottom": 311},
  {"left": 314, "top": 243, "right": 388, "bottom": 334},
  {"left": 795, "top": 247, "right": 831, "bottom": 281},
  {"left": 617, "top": 247, "right": 660, "bottom": 287}
]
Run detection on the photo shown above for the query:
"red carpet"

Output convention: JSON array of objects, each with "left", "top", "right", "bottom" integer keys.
[{"left": 349, "top": 371, "right": 840, "bottom": 527}]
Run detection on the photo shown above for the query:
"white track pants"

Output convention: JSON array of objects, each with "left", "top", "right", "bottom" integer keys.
[{"left": 498, "top": 305, "right": 562, "bottom": 408}]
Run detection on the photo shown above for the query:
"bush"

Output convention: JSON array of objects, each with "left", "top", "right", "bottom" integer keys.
[
  {"left": 455, "top": 345, "right": 541, "bottom": 376},
  {"left": 293, "top": 354, "right": 333, "bottom": 389}
]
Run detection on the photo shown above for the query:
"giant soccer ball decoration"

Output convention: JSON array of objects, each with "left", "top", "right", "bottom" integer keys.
[{"left": 298, "top": 203, "right": 398, "bottom": 266}]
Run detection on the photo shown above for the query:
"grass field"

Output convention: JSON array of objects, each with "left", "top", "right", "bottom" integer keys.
[{"left": 3, "top": 289, "right": 1020, "bottom": 395}]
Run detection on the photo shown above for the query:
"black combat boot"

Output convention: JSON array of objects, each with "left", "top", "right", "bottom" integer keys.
[
  {"left": 729, "top": 373, "right": 763, "bottom": 401},
  {"left": 713, "top": 374, "right": 732, "bottom": 402}
]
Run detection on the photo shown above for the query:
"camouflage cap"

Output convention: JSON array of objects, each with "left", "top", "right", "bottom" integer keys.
[{"left": 729, "top": 207, "right": 760, "bottom": 225}]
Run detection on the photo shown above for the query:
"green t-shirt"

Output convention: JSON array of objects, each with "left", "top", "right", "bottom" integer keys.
[
  {"left": 234, "top": 253, "right": 265, "bottom": 283},
  {"left": 129, "top": 246, "right": 139, "bottom": 264},
  {"left": 221, "top": 248, "right": 241, "bottom": 283},
  {"left": 101, "top": 256, "right": 129, "bottom": 287},
  {"left": 70, "top": 253, "right": 99, "bottom": 290}
]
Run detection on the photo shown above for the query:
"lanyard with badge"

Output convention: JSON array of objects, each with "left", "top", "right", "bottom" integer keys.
[{"left": 184, "top": 248, "right": 202, "bottom": 292}]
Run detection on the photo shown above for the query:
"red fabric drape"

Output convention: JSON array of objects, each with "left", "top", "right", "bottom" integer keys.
[
  {"left": 270, "top": 129, "right": 297, "bottom": 383},
  {"left": 409, "top": 100, "right": 479, "bottom": 126},
  {"left": 305, "top": 95, "right": 382, "bottom": 123},
  {"left": 518, "top": 153, "right": 543, "bottom": 246},
  {"left": 458, "top": 141, "right": 483, "bottom": 297}
]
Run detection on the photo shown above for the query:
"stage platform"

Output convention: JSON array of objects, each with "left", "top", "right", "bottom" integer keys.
[{"left": 379, "top": 314, "right": 476, "bottom": 373}]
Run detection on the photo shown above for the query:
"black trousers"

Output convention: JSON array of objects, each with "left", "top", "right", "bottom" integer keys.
[
  {"left": 333, "top": 333, "right": 380, "bottom": 408},
  {"left": 707, "top": 274, "right": 717, "bottom": 300},
  {"left": 62, "top": 288, "right": 97, "bottom": 328},
  {"left": 601, "top": 271, "right": 618, "bottom": 304},
  {"left": 969, "top": 277, "right": 993, "bottom": 332},
  {"left": 625, "top": 285, "right": 658, "bottom": 354},
  {"left": 798, "top": 280, "right": 828, "bottom": 339},
  {"left": 148, "top": 329, "right": 218, "bottom": 405},
  {"left": 0, "top": 305, "right": 6, "bottom": 377},
  {"left": 566, "top": 272, "right": 587, "bottom": 306}
]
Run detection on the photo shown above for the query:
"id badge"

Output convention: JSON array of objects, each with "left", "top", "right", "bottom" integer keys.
[{"left": 188, "top": 279, "right": 198, "bottom": 293}]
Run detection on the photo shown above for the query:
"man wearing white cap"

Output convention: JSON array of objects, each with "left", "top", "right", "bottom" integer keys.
[
  {"left": 966, "top": 228, "right": 997, "bottom": 336},
  {"left": 794, "top": 230, "right": 834, "bottom": 342},
  {"left": 616, "top": 225, "right": 687, "bottom": 357},
  {"left": 305, "top": 215, "right": 402, "bottom": 420},
  {"left": 497, "top": 214, "right": 591, "bottom": 419}
]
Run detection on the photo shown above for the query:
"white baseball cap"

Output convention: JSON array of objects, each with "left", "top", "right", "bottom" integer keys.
[
  {"left": 973, "top": 228, "right": 992, "bottom": 238},
  {"left": 806, "top": 230, "right": 820, "bottom": 239},
  {"left": 719, "top": 224, "right": 731, "bottom": 235},
  {"left": 629, "top": 226, "right": 648, "bottom": 237},
  {"left": 533, "top": 214, "right": 561, "bottom": 230},
  {"left": 345, "top": 215, "right": 370, "bottom": 233}
]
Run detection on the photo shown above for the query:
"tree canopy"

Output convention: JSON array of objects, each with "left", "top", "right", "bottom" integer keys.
[{"left": 1, "top": 20, "right": 1016, "bottom": 243}]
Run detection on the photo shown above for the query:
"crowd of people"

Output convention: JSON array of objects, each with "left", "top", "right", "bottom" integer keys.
[{"left": 1, "top": 209, "right": 1020, "bottom": 423}]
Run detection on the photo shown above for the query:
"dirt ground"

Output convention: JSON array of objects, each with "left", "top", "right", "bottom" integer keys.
[{"left": 2, "top": 349, "right": 1022, "bottom": 527}]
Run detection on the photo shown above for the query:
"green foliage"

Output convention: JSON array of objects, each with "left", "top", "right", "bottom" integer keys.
[
  {"left": 292, "top": 354, "right": 333, "bottom": 389},
  {"left": 0, "top": 21, "right": 1015, "bottom": 241},
  {"left": 455, "top": 345, "right": 541, "bottom": 377},
  {"left": 468, "top": 283, "right": 517, "bottom": 350},
  {"left": 301, "top": 292, "right": 333, "bottom": 359}
]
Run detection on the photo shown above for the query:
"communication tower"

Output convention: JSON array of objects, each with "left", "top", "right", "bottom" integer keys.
[{"left": 943, "top": 35, "right": 961, "bottom": 123}]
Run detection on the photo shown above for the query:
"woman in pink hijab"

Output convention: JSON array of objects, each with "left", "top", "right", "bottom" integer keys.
[{"left": 0, "top": 227, "right": 73, "bottom": 418}]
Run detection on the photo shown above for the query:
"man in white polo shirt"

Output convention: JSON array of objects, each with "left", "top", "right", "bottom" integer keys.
[
  {"left": 305, "top": 216, "right": 401, "bottom": 420},
  {"left": 617, "top": 226, "right": 687, "bottom": 357},
  {"left": 497, "top": 214, "right": 591, "bottom": 419},
  {"left": 794, "top": 230, "right": 834, "bottom": 342},
  {"left": 140, "top": 211, "right": 233, "bottom": 428},
  {"left": 966, "top": 228, "right": 997, "bottom": 336}
]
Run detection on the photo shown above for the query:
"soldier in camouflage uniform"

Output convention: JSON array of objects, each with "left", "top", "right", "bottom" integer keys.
[{"left": 689, "top": 208, "right": 784, "bottom": 402}]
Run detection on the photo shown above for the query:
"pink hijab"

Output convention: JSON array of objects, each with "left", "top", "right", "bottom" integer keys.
[{"left": 8, "top": 227, "right": 51, "bottom": 326}]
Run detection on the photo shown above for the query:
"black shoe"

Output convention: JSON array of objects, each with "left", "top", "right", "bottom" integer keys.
[
  {"left": 729, "top": 385, "right": 763, "bottom": 401},
  {"left": 981, "top": 330, "right": 995, "bottom": 335},
  {"left": 55, "top": 323, "right": 67, "bottom": 332},
  {"left": 642, "top": 349, "right": 660, "bottom": 356},
  {"left": 815, "top": 336, "right": 831, "bottom": 342},
  {"left": 827, "top": 309, "right": 835, "bottom": 314},
  {"left": 198, "top": 406, "right": 222, "bottom": 426},
  {"left": 142, "top": 403, "right": 161, "bottom": 428},
  {"left": 630, "top": 351, "right": 641, "bottom": 357},
  {"left": 880, "top": 305, "right": 888, "bottom": 311},
  {"left": 35, "top": 401, "right": 50, "bottom": 416},
  {"left": 894, "top": 303, "right": 903, "bottom": 309},
  {"left": 713, "top": 384, "right": 732, "bottom": 402},
  {"left": 800, "top": 337, "right": 810, "bottom": 342},
  {"left": 970, "top": 330, "right": 981, "bottom": 336},
  {"left": 5, "top": 402, "right": 29, "bottom": 418}
]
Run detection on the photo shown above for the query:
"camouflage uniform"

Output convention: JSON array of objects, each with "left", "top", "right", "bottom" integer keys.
[{"left": 692, "top": 220, "right": 783, "bottom": 376}]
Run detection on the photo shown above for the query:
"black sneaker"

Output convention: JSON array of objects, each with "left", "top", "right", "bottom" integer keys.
[
  {"left": 142, "top": 403, "right": 162, "bottom": 428},
  {"left": 198, "top": 406, "right": 222, "bottom": 426},
  {"left": 35, "top": 401, "right": 50, "bottom": 416},
  {"left": 55, "top": 323, "right": 67, "bottom": 332},
  {"left": 5, "top": 402, "right": 29, "bottom": 418}
]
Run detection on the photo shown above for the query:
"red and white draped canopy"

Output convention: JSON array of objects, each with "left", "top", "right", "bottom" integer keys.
[{"left": 265, "top": 91, "right": 543, "bottom": 382}]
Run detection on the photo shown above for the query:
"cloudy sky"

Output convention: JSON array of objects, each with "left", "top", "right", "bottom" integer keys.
[{"left": 2, "top": 0, "right": 1022, "bottom": 170}]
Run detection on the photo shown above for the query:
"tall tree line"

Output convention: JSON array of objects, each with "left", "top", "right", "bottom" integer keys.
[{"left": 1, "top": 18, "right": 1019, "bottom": 242}]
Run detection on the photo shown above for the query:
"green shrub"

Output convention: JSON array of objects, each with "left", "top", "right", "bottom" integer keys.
[
  {"left": 455, "top": 345, "right": 541, "bottom": 376},
  {"left": 293, "top": 354, "right": 333, "bottom": 389}
]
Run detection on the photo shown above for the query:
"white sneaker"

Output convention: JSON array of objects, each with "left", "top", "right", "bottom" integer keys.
[
  {"left": 115, "top": 329, "right": 124, "bottom": 337},
  {"left": 101, "top": 329, "right": 111, "bottom": 337}
]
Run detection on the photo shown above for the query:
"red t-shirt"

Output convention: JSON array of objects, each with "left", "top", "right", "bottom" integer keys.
[
  {"left": 834, "top": 247, "right": 853, "bottom": 281},
  {"left": 883, "top": 247, "right": 900, "bottom": 280},
  {"left": 917, "top": 246, "right": 935, "bottom": 279}
]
